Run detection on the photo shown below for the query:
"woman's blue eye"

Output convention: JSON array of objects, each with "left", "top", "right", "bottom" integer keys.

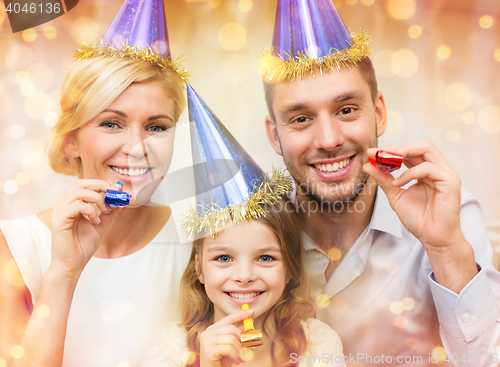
[
  {"left": 100, "top": 121, "right": 118, "bottom": 129},
  {"left": 258, "top": 255, "right": 274, "bottom": 262},
  {"left": 216, "top": 255, "right": 232, "bottom": 263},
  {"left": 147, "top": 125, "right": 167, "bottom": 133}
]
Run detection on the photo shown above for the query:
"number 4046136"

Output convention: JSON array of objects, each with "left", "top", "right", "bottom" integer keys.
[{"left": 6, "top": 2, "right": 61, "bottom": 14}]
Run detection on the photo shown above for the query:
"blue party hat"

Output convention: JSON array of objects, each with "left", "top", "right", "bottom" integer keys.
[
  {"left": 74, "top": 0, "right": 188, "bottom": 82},
  {"left": 257, "top": 0, "right": 371, "bottom": 82},
  {"left": 181, "top": 84, "right": 293, "bottom": 237}
]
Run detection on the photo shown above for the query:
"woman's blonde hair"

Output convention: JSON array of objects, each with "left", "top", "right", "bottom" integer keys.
[
  {"left": 180, "top": 197, "right": 312, "bottom": 367},
  {"left": 46, "top": 56, "right": 186, "bottom": 177}
]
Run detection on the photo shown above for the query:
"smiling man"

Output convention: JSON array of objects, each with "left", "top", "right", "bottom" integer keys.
[{"left": 258, "top": 0, "right": 500, "bottom": 366}]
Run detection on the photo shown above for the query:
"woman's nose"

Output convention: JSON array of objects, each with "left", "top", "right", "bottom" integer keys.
[{"left": 121, "top": 129, "right": 149, "bottom": 158}]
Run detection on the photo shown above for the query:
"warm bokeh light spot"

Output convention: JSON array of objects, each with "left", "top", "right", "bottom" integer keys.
[
  {"left": 10, "top": 125, "right": 26, "bottom": 139},
  {"left": 431, "top": 346, "right": 447, "bottom": 363},
  {"left": 374, "top": 50, "right": 396, "bottom": 78},
  {"left": 316, "top": 294, "right": 331, "bottom": 309},
  {"left": 401, "top": 297, "right": 415, "bottom": 311},
  {"left": 183, "top": 351, "right": 197, "bottom": 365},
  {"left": 387, "top": 0, "right": 416, "bottom": 20},
  {"left": 478, "top": 105, "right": 500, "bottom": 134},
  {"left": 44, "top": 112, "right": 58, "bottom": 127},
  {"left": 3, "top": 180, "right": 19, "bottom": 195},
  {"left": 446, "top": 129, "right": 460, "bottom": 143},
  {"left": 361, "top": 0, "right": 375, "bottom": 6},
  {"left": 394, "top": 315, "right": 407, "bottom": 328},
  {"left": 208, "top": 0, "right": 221, "bottom": 8},
  {"left": 238, "top": 0, "right": 253, "bottom": 12},
  {"left": 0, "top": 1, "right": 5, "bottom": 26},
  {"left": 116, "top": 363, "right": 130, "bottom": 367},
  {"left": 437, "top": 45, "right": 451, "bottom": 60},
  {"left": 0, "top": 358, "right": 6, "bottom": 367},
  {"left": 390, "top": 301, "right": 404, "bottom": 315},
  {"left": 25, "top": 92, "right": 53, "bottom": 120},
  {"left": 36, "top": 305, "right": 51, "bottom": 319},
  {"left": 5, "top": 46, "right": 34, "bottom": 71},
  {"left": 328, "top": 247, "right": 342, "bottom": 261},
  {"left": 22, "top": 29, "right": 37, "bottom": 42},
  {"left": 491, "top": 345, "right": 500, "bottom": 355},
  {"left": 345, "top": 0, "right": 358, "bottom": 5},
  {"left": 494, "top": 49, "right": 500, "bottom": 62},
  {"left": 218, "top": 23, "right": 247, "bottom": 51},
  {"left": 391, "top": 49, "right": 419, "bottom": 77},
  {"left": 43, "top": 25, "right": 57, "bottom": 40},
  {"left": 408, "top": 25, "right": 422, "bottom": 39},
  {"left": 444, "top": 83, "right": 472, "bottom": 112},
  {"left": 71, "top": 17, "right": 99, "bottom": 44},
  {"left": 240, "top": 348, "right": 254, "bottom": 361},
  {"left": 479, "top": 15, "right": 494, "bottom": 29},
  {"left": 15, "top": 71, "right": 29, "bottom": 84},
  {"left": 462, "top": 111, "right": 476, "bottom": 125},
  {"left": 385, "top": 111, "right": 405, "bottom": 139},
  {"left": 11, "top": 346, "right": 25, "bottom": 359},
  {"left": 21, "top": 83, "right": 35, "bottom": 97},
  {"left": 16, "top": 172, "right": 31, "bottom": 186}
]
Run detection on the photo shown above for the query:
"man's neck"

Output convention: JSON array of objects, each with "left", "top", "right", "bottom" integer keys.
[{"left": 298, "top": 177, "right": 378, "bottom": 257}]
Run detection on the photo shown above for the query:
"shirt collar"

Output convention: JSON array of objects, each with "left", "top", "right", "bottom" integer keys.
[{"left": 369, "top": 186, "right": 402, "bottom": 239}]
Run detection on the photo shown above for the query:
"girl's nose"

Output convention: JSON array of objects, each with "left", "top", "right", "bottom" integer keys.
[{"left": 233, "top": 262, "right": 256, "bottom": 284}]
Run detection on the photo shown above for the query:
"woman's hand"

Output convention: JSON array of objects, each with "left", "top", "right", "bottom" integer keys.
[
  {"left": 49, "top": 179, "right": 123, "bottom": 280},
  {"left": 199, "top": 309, "right": 255, "bottom": 367}
]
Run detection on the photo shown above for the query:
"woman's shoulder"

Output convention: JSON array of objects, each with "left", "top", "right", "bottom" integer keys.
[
  {"left": 300, "top": 318, "right": 345, "bottom": 366},
  {"left": 140, "top": 321, "right": 189, "bottom": 367}
]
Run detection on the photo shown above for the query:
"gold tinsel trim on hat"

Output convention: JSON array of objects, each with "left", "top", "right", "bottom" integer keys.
[
  {"left": 181, "top": 168, "right": 294, "bottom": 238},
  {"left": 256, "top": 29, "right": 372, "bottom": 83},
  {"left": 74, "top": 42, "right": 189, "bottom": 83}
]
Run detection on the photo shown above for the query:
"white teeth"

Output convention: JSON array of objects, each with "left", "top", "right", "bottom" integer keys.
[
  {"left": 314, "top": 158, "right": 350, "bottom": 173},
  {"left": 228, "top": 292, "right": 261, "bottom": 299},
  {"left": 111, "top": 166, "right": 149, "bottom": 177}
]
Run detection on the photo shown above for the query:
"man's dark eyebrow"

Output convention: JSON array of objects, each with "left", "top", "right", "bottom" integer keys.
[
  {"left": 279, "top": 103, "right": 309, "bottom": 120},
  {"left": 333, "top": 90, "right": 365, "bottom": 103}
]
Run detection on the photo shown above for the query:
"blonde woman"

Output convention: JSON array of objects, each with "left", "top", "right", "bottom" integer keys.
[{"left": 0, "top": 54, "right": 191, "bottom": 367}]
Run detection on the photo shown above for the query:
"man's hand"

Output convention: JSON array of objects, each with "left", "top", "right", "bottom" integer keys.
[{"left": 363, "top": 141, "right": 478, "bottom": 293}]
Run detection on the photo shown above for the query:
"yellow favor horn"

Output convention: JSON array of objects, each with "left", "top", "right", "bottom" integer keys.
[{"left": 240, "top": 304, "right": 263, "bottom": 348}]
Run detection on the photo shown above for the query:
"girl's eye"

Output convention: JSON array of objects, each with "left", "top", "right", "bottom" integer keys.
[
  {"left": 258, "top": 255, "right": 274, "bottom": 262},
  {"left": 216, "top": 255, "right": 232, "bottom": 263},
  {"left": 100, "top": 121, "right": 119, "bottom": 129},
  {"left": 147, "top": 125, "right": 167, "bottom": 133}
]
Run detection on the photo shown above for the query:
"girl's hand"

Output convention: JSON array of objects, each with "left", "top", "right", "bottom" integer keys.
[
  {"left": 49, "top": 179, "right": 123, "bottom": 279},
  {"left": 199, "top": 309, "right": 255, "bottom": 367}
]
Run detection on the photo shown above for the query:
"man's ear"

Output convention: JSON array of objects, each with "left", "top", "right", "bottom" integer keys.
[
  {"left": 63, "top": 133, "right": 80, "bottom": 158},
  {"left": 374, "top": 91, "right": 387, "bottom": 138},
  {"left": 265, "top": 115, "right": 283, "bottom": 156},
  {"left": 195, "top": 254, "right": 204, "bottom": 284}
]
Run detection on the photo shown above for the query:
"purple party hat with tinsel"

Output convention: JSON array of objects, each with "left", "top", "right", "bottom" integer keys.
[
  {"left": 181, "top": 84, "right": 293, "bottom": 237},
  {"left": 257, "top": 0, "right": 371, "bottom": 82},
  {"left": 74, "top": 0, "right": 188, "bottom": 82}
]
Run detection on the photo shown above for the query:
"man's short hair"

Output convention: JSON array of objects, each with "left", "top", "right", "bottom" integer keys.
[{"left": 263, "top": 57, "right": 378, "bottom": 122}]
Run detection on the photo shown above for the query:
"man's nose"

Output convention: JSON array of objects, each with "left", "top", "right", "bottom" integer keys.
[{"left": 312, "top": 115, "right": 345, "bottom": 151}]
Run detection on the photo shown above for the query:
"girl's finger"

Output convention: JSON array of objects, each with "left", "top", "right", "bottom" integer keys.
[{"left": 209, "top": 309, "right": 255, "bottom": 328}]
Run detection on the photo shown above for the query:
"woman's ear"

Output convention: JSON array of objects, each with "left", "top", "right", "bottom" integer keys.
[
  {"left": 63, "top": 133, "right": 80, "bottom": 158},
  {"left": 195, "top": 254, "right": 204, "bottom": 284}
]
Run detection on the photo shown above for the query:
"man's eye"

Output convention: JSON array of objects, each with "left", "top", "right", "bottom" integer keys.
[
  {"left": 339, "top": 107, "right": 355, "bottom": 115},
  {"left": 216, "top": 255, "right": 232, "bottom": 263},
  {"left": 258, "top": 255, "right": 274, "bottom": 262},
  {"left": 292, "top": 116, "right": 309, "bottom": 124}
]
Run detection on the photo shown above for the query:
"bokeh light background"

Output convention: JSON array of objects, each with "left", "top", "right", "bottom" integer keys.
[{"left": 0, "top": 0, "right": 499, "bottom": 265}]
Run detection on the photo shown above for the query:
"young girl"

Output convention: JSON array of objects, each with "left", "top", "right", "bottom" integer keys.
[{"left": 141, "top": 197, "right": 346, "bottom": 367}]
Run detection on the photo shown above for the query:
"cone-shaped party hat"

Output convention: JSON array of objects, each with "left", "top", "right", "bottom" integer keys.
[
  {"left": 257, "top": 0, "right": 371, "bottom": 82},
  {"left": 181, "top": 84, "right": 293, "bottom": 237},
  {"left": 74, "top": 0, "right": 188, "bottom": 82}
]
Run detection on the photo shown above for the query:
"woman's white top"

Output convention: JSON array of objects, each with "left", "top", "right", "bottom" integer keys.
[{"left": 0, "top": 213, "right": 192, "bottom": 367}]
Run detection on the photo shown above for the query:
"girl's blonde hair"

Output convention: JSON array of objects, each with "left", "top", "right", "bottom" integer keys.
[
  {"left": 46, "top": 56, "right": 186, "bottom": 177},
  {"left": 180, "top": 197, "right": 312, "bottom": 367}
]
